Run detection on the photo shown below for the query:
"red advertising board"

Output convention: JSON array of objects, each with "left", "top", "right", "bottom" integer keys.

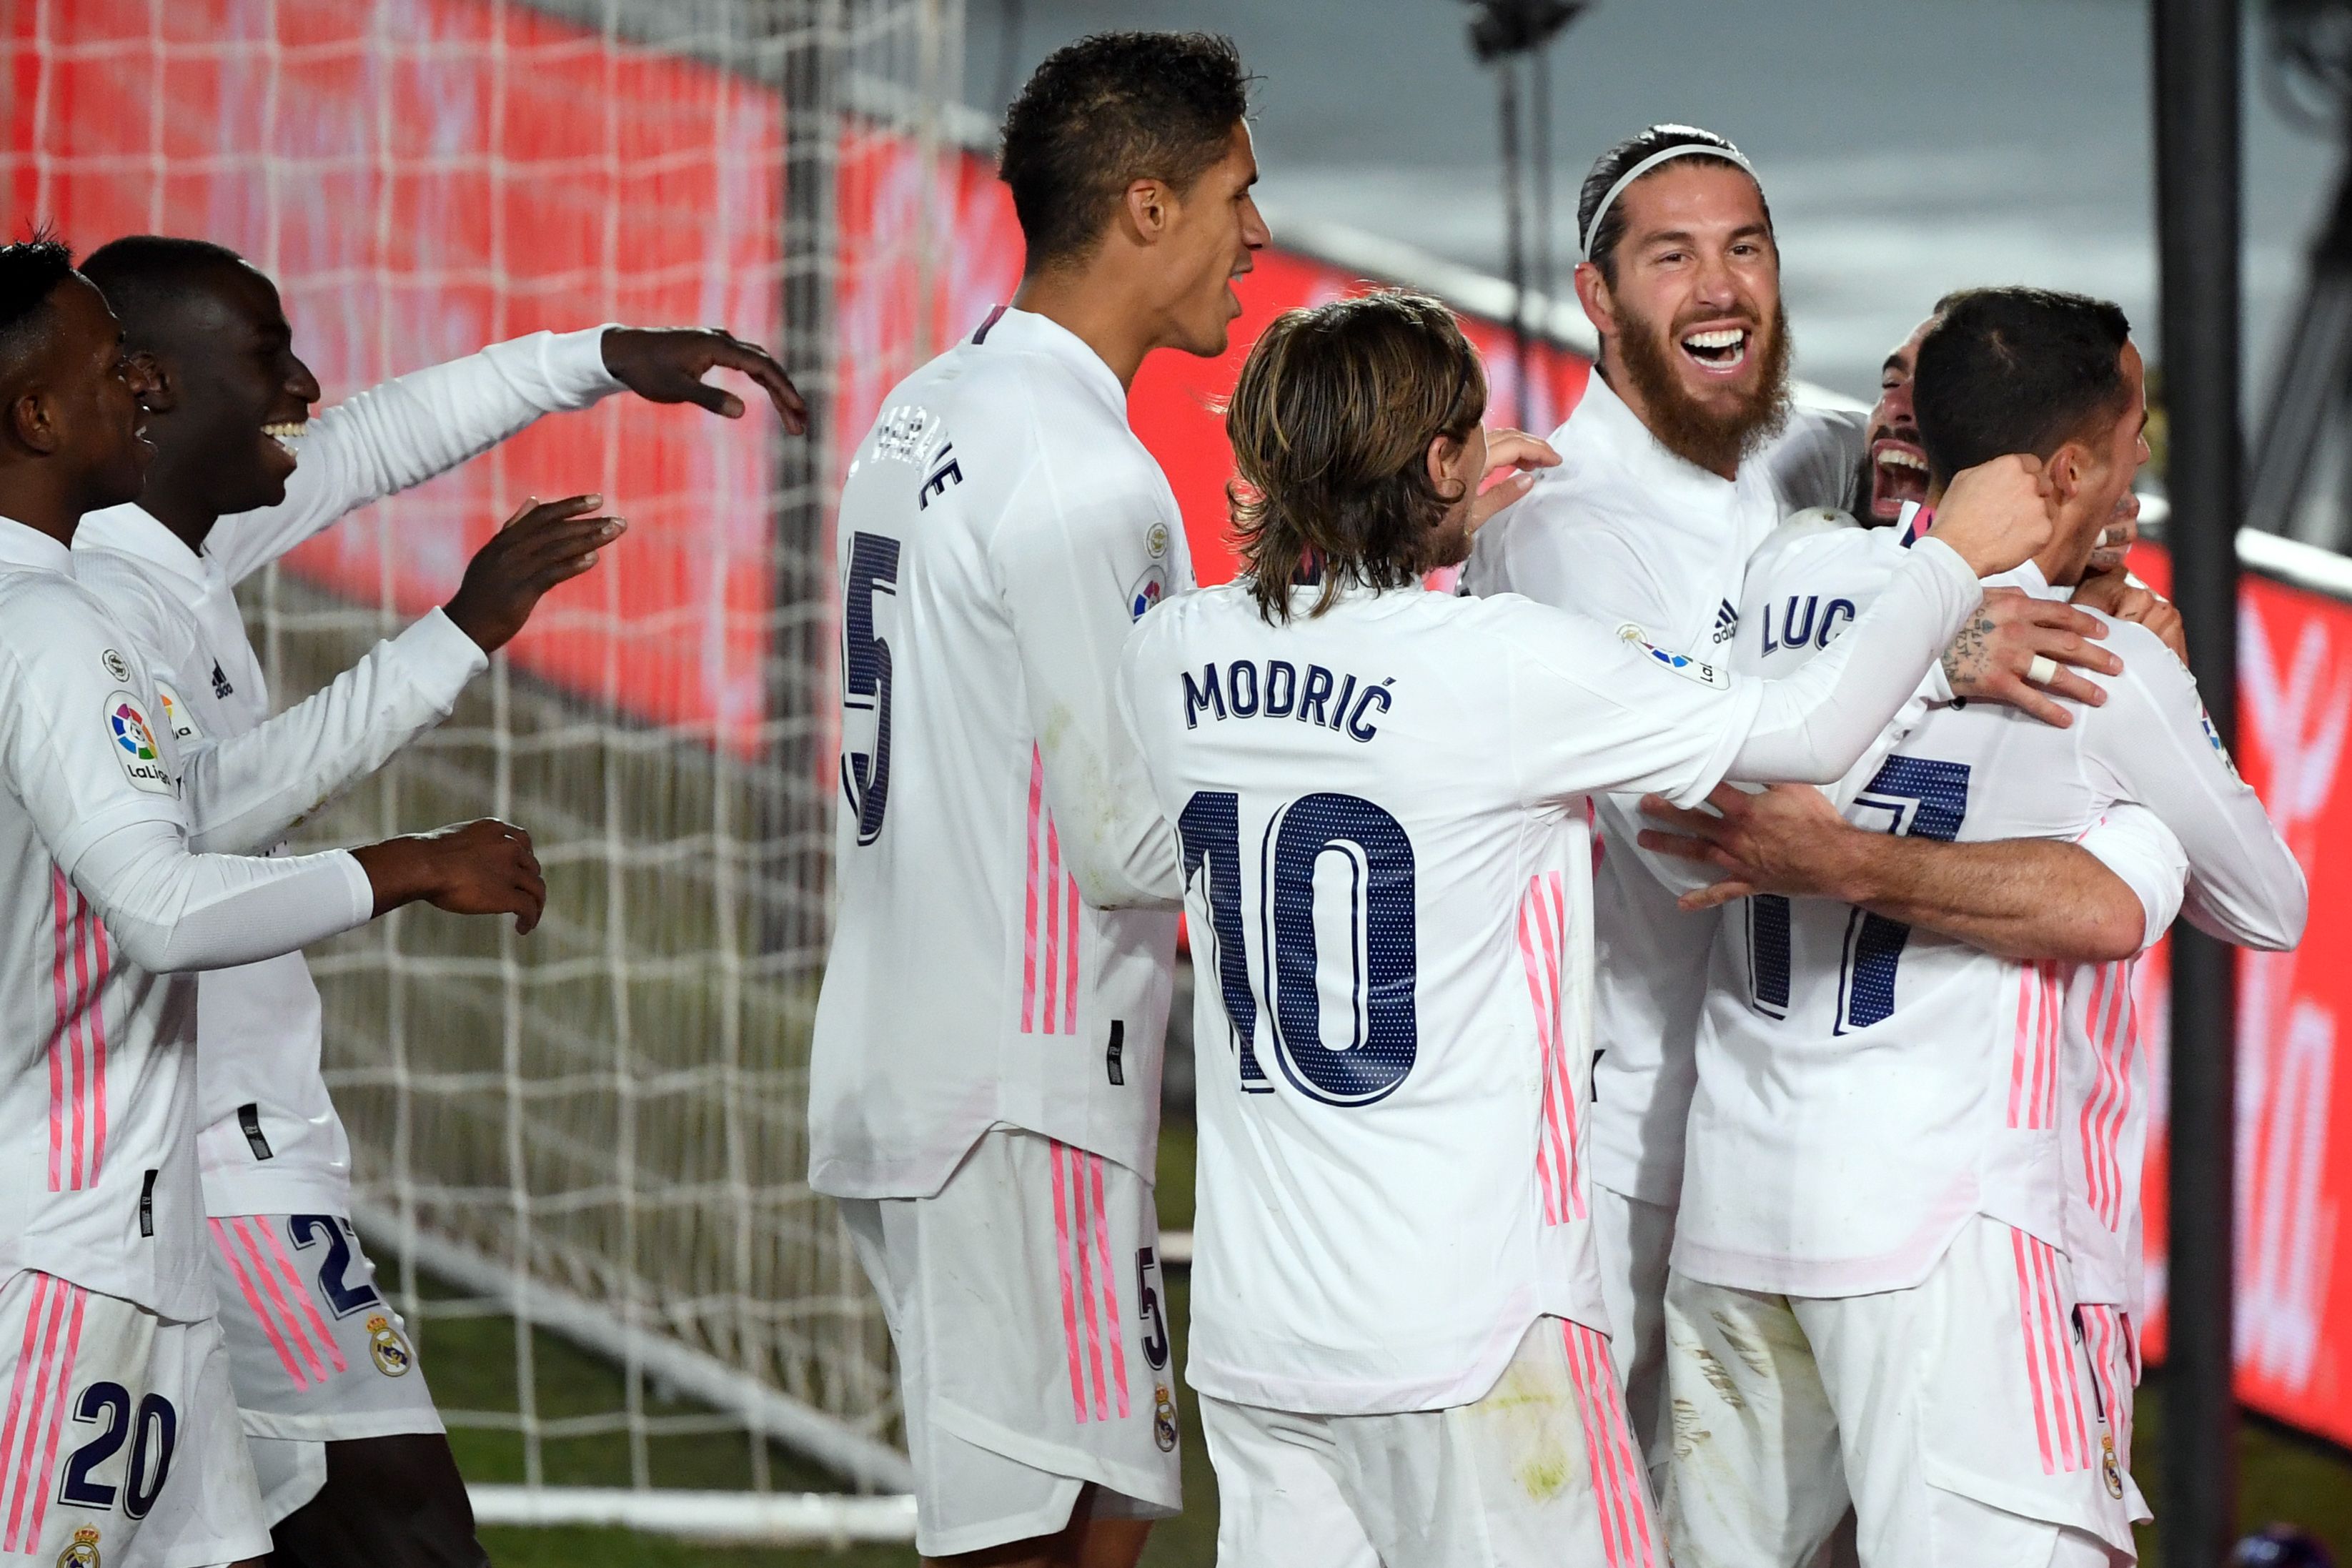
[{"left": 13, "top": 0, "right": 2351, "bottom": 1454}]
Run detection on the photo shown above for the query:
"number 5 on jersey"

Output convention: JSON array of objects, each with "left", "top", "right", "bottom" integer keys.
[
  {"left": 841, "top": 532, "right": 900, "bottom": 844},
  {"left": 1178, "top": 790, "right": 1419, "bottom": 1106}
]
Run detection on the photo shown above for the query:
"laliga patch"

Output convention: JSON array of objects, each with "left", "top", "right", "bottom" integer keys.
[
  {"left": 367, "top": 1314, "right": 415, "bottom": 1376},
  {"left": 2198, "top": 703, "right": 2245, "bottom": 785},
  {"left": 1128, "top": 564, "right": 1168, "bottom": 622},
  {"left": 104, "top": 690, "right": 173, "bottom": 794},
  {"left": 1617, "top": 622, "right": 1730, "bottom": 690},
  {"left": 154, "top": 679, "right": 202, "bottom": 743},
  {"left": 101, "top": 647, "right": 132, "bottom": 683}
]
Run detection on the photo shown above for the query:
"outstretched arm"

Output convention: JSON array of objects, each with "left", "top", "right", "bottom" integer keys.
[{"left": 209, "top": 326, "right": 800, "bottom": 583}]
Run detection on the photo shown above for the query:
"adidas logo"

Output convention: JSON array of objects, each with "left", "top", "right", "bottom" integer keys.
[
  {"left": 1712, "top": 599, "right": 1738, "bottom": 643},
  {"left": 211, "top": 661, "right": 234, "bottom": 699}
]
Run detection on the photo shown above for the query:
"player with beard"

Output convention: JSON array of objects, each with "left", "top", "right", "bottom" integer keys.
[{"left": 1462, "top": 125, "right": 2141, "bottom": 1483}]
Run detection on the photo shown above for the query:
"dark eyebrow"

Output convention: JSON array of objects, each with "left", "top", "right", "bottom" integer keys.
[{"left": 1637, "top": 222, "right": 1771, "bottom": 251}]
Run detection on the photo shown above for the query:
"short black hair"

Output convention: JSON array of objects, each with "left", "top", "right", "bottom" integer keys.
[
  {"left": 1577, "top": 124, "right": 1767, "bottom": 285},
  {"left": 998, "top": 31, "right": 1251, "bottom": 272},
  {"left": 1913, "top": 287, "right": 2133, "bottom": 486},
  {"left": 0, "top": 235, "right": 79, "bottom": 370},
  {"left": 81, "top": 234, "right": 250, "bottom": 347}
]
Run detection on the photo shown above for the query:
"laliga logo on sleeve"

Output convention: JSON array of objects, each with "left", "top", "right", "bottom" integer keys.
[
  {"left": 1616, "top": 622, "right": 1730, "bottom": 690},
  {"left": 104, "top": 691, "right": 174, "bottom": 794},
  {"left": 1128, "top": 564, "right": 1168, "bottom": 622}
]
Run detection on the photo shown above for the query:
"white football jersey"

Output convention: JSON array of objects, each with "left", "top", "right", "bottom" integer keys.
[
  {"left": 1462, "top": 377, "right": 1867, "bottom": 1206},
  {"left": 1120, "top": 533, "right": 1986, "bottom": 1415},
  {"left": 1677, "top": 525, "right": 2306, "bottom": 1297},
  {"left": 808, "top": 307, "right": 1193, "bottom": 1200},
  {"left": 0, "top": 519, "right": 377, "bottom": 1318},
  {"left": 74, "top": 327, "right": 618, "bottom": 1216}
]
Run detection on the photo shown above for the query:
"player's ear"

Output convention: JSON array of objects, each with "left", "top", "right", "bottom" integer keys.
[
  {"left": 1426, "top": 430, "right": 1463, "bottom": 497},
  {"left": 126, "top": 351, "right": 174, "bottom": 415},
  {"left": 2, "top": 387, "right": 58, "bottom": 456},
  {"left": 1573, "top": 259, "right": 1615, "bottom": 339},
  {"left": 2045, "top": 441, "right": 2086, "bottom": 507},
  {"left": 1121, "top": 177, "right": 1171, "bottom": 246}
]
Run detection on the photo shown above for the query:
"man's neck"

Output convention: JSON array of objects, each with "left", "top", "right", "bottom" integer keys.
[
  {"left": 134, "top": 472, "right": 217, "bottom": 556},
  {"left": 1011, "top": 267, "right": 1159, "bottom": 392},
  {"left": 0, "top": 474, "right": 86, "bottom": 548}
]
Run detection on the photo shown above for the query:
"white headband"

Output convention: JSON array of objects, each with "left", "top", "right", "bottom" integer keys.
[{"left": 1579, "top": 142, "right": 1760, "bottom": 258}]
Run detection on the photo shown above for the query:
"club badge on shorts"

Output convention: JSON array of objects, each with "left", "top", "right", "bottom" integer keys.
[
  {"left": 2100, "top": 1433, "right": 2125, "bottom": 1500},
  {"left": 56, "top": 1525, "right": 101, "bottom": 1568},
  {"left": 367, "top": 1314, "right": 415, "bottom": 1376},
  {"left": 1153, "top": 1383, "right": 1179, "bottom": 1453}
]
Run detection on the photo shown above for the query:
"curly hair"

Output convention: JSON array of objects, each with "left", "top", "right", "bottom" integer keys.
[
  {"left": 0, "top": 234, "right": 78, "bottom": 370},
  {"left": 998, "top": 31, "right": 1252, "bottom": 272},
  {"left": 1226, "top": 291, "right": 1487, "bottom": 624}
]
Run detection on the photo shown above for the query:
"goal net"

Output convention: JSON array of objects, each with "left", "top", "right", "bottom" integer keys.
[{"left": 5, "top": 0, "right": 969, "bottom": 1536}]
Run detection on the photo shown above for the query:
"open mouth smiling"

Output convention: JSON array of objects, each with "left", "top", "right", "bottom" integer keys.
[
  {"left": 1871, "top": 437, "right": 1929, "bottom": 515},
  {"left": 262, "top": 420, "right": 304, "bottom": 460},
  {"left": 1681, "top": 326, "right": 1750, "bottom": 374}
]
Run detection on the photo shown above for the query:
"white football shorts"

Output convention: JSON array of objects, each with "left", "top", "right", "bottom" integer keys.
[
  {"left": 0, "top": 1270, "right": 267, "bottom": 1568},
  {"left": 1662, "top": 1215, "right": 2145, "bottom": 1568},
  {"left": 1200, "top": 1315, "right": 1662, "bottom": 1568},
  {"left": 204, "top": 1214, "right": 442, "bottom": 1524},
  {"left": 1589, "top": 1181, "right": 1674, "bottom": 1486},
  {"left": 839, "top": 1128, "right": 1182, "bottom": 1558}
]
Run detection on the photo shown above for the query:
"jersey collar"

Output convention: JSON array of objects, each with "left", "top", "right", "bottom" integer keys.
[
  {"left": 971, "top": 306, "right": 1127, "bottom": 417},
  {"left": 74, "top": 502, "right": 211, "bottom": 587},
  {"left": 0, "top": 514, "right": 75, "bottom": 576}
]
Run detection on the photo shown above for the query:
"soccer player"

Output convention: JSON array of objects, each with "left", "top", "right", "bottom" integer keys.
[
  {"left": 1119, "top": 289, "right": 2058, "bottom": 1568},
  {"left": 1644, "top": 287, "right": 2306, "bottom": 1567},
  {"left": 0, "top": 239, "right": 548, "bottom": 1568},
  {"left": 1459, "top": 125, "right": 2136, "bottom": 1468},
  {"left": 808, "top": 32, "right": 1265, "bottom": 1566},
  {"left": 73, "top": 232, "right": 801, "bottom": 1568}
]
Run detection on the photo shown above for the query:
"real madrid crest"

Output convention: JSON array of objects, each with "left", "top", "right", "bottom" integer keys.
[
  {"left": 2100, "top": 1433, "right": 2124, "bottom": 1500},
  {"left": 56, "top": 1524, "right": 100, "bottom": 1568},
  {"left": 367, "top": 1314, "right": 415, "bottom": 1376},
  {"left": 1152, "top": 1383, "right": 1179, "bottom": 1453}
]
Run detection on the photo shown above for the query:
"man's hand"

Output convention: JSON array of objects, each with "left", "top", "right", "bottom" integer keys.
[
  {"left": 602, "top": 327, "right": 808, "bottom": 434},
  {"left": 350, "top": 819, "right": 547, "bottom": 933},
  {"left": 1467, "top": 428, "right": 1562, "bottom": 532},
  {"left": 1635, "top": 783, "right": 1862, "bottom": 910},
  {"left": 2085, "top": 490, "right": 2141, "bottom": 576},
  {"left": 2071, "top": 567, "right": 2188, "bottom": 663},
  {"left": 443, "top": 495, "right": 627, "bottom": 654},
  {"left": 1922, "top": 453, "right": 2054, "bottom": 577},
  {"left": 1939, "top": 587, "right": 2122, "bottom": 728}
]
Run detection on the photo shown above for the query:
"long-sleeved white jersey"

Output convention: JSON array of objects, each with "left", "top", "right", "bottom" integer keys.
[
  {"left": 808, "top": 307, "right": 1195, "bottom": 1199},
  {"left": 1122, "top": 537, "right": 1988, "bottom": 1416},
  {"left": 0, "top": 517, "right": 397, "bottom": 1317},
  {"left": 1677, "top": 525, "right": 2307, "bottom": 1298},
  {"left": 74, "top": 327, "right": 621, "bottom": 1216},
  {"left": 1461, "top": 377, "right": 1906, "bottom": 1206}
]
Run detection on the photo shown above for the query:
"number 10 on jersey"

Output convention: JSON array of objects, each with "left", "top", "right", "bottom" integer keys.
[{"left": 1178, "top": 790, "right": 1420, "bottom": 1106}]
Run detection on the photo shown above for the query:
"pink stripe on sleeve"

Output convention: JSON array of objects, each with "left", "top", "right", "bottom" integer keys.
[
  {"left": 2008, "top": 968, "right": 2034, "bottom": 1128},
  {"left": 1047, "top": 1143, "right": 1087, "bottom": 1422},
  {"left": 65, "top": 885, "right": 91, "bottom": 1189},
  {"left": 264, "top": 1223, "right": 348, "bottom": 1374},
  {"left": 23, "top": 1285, "right": 84, "bottom": 1551},
  {"left": 1088, "top": 1154, "right": 1130, "bottom": 1419}
]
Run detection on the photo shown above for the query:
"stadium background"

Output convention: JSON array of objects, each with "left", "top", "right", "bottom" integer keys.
[{"left": 8, "top": 0, "right": 2352, "bottom": 1561}]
